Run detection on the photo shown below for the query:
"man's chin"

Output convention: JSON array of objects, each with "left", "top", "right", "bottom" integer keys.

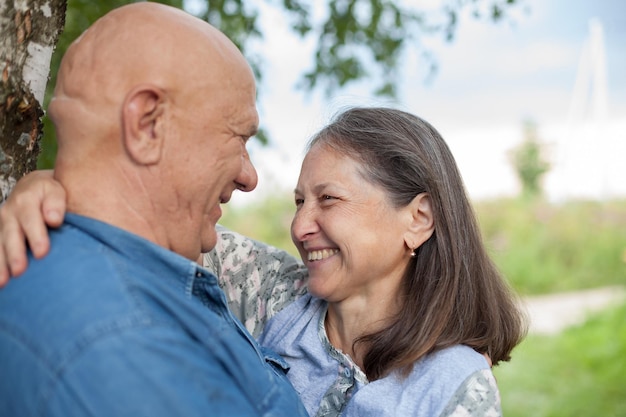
[
  {"left": 210, "top": 204, "right": 223, "bottom": 221},
  {"left": 200, "top": 226, "right": 218, "bottom": 253}
]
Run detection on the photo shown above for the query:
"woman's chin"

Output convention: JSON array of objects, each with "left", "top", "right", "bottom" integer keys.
[{"left": 307, "top": 280, "right": 333, "bottom": 301}]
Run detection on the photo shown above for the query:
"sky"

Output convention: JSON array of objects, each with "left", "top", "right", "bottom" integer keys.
[{"left": 208, "top": 0, "right": 626, "bottom": 206}]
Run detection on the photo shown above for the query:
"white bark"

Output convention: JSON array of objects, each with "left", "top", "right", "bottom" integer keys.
[
  {"left": 24, "top": 40, "right": 54, "bottom": 105},
  {"left": 5, "top": 0, "right": 58, "bottom": 105}
]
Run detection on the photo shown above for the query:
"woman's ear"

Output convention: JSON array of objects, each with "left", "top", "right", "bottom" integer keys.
[
  {"left": 121, "top": 84, "right": 166, "bottom": 165},
  {"left": 403, "top": 193, "right": 435, "bottom": 250}
]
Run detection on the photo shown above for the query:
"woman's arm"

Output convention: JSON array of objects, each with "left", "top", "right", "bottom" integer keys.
[{"left": 203, "top": 225, "right": 309, "bottom": 338}]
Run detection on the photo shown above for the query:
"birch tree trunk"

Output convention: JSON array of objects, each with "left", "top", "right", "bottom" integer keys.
[{"left": 0, "top": 0, "right": 66, "bottom": 202}]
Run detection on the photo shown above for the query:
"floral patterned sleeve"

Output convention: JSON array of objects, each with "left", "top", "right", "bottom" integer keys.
[
  {"left": 202, "top": 225, "right": 309, "bottom": 338},
  {"left": 438, "top": 370, "right": 502, "bottom": 417}
]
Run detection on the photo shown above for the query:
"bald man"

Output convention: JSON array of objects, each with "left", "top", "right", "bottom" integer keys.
[{"left": 0, "top": 3, "right": 308, "bottom": 417}]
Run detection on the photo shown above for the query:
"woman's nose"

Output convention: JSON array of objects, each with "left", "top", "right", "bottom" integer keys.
[{"left": 291, "top": 203, "right": 319, "bottom": 243}]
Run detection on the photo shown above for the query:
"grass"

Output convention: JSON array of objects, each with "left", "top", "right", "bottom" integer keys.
[{"left": 494, "top": 300, "right": 626, "bottom": 417}]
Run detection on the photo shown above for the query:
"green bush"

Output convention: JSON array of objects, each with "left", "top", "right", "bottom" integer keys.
[{"left": 476, "top": 198, "right": 626, "bottom": 295}]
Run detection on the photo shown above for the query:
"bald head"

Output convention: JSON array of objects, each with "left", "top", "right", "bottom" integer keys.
[
  {"left": 49, "top": 2, "right": 252, "bottom": 151},
  {"left": 49, "top": 3, "right": 260, "bottom": 259}
]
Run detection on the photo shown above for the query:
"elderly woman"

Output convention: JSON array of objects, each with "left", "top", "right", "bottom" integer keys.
[{"left": 0, "top": 107, "right": 526, "bottom": 417}]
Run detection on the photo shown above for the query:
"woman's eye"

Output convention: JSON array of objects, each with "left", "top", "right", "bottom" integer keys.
[
  {"left": 321, "top": 195, "right": 335, "bottom": 201},
  {"left": 295, "top": 198, "right": 304, "bottom": 206}
]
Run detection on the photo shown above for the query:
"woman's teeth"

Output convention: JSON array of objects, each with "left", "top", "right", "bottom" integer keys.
[{"left": 307, "top": 249, "right": 339, "bottom": 261}]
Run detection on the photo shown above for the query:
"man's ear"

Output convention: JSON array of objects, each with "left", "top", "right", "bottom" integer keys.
[
  {"left": 403, "top": 193, "right": 435, "bottom": 251},
  {"left": 121, "top": 85, "right": 166, "bottom": 165}
]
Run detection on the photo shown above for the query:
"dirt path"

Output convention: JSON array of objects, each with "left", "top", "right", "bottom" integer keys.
[{"left": 523, "top": 285, "right": 626, "bottom": 335}]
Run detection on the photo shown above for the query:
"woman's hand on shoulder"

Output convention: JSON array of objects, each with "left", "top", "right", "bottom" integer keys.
[{"left": 0, "top": 170, "right": 66, "bottom": 285}]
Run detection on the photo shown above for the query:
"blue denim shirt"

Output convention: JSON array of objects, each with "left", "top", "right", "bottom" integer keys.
[{"left": 0, "top": 213, "right": 309, "bottom": 417}]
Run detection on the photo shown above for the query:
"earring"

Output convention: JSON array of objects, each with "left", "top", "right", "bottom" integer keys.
[{"left": 410, "top": 248, "right": 417, "bottom": 258}]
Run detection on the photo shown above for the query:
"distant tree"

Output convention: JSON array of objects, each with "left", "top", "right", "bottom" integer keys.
[
  {"left": 1, "top": 0, "right": 523, "bottom": 200},
  {"left": 510, "top": 120, "right": 550, "bottom": 199}
]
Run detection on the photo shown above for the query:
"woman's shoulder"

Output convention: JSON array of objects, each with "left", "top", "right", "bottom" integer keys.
[
  {"left": 422, "top": 345, "right": 489, "bottom": 372},
  {"left": 346, "top": 345, "right": 492, "bottom": 417},
  {"left": 345, "top": 346, "right": 496, "bottom": 417},
  {"left": 400, "top": 345, "right": 492, "bottom": 398},
  {"left": 405, "top": 346, "right": 498, "bottom": 416}
]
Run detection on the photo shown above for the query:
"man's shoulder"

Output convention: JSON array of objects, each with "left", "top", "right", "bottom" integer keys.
[
  {"left": 0, "top": 220, "right": 139, "bottom": 356},
  {"left": 18, "top": 220, "right": 119, "bottom": 286},
  {"left": 0, "top": 219, "right": 155, "bottom": 414}
]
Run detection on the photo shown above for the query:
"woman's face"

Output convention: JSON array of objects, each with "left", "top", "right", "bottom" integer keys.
[{"left": 291, "top": 144, "right": 414, "bottom": 304}]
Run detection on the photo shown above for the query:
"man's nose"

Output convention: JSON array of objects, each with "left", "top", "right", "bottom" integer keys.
[{"left": 236, "top": 154, "right": 258, "bottom": 192}]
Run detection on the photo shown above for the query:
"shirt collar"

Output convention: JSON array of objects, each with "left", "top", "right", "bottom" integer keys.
[{"left": 63, "top": 212, "right": 213, "bottom": 294}]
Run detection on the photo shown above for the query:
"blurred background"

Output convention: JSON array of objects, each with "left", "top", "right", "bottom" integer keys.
[
  {"left": 231, "top": 0, "right": 626, "bottom": 206},
  {"left": 36, "top": 0, "right": 626, "bottom": 415}
]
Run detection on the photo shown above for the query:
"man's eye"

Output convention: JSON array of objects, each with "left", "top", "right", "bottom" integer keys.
[
  {"left": 295, "top": 198, "right": 304, "bottom": 206},
  {"left": 321, "top": 195, "right": 335, "bottom": 201}
]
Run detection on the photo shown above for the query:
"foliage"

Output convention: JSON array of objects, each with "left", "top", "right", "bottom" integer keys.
[
  {"left": 37, "top": 0, "right": 522, "bottom": 168},
  {"left": 476, "top": 198, "right": 626, "bottom": 295},
  {"left": 494, "top": 300, "right": 626, "bottom": 417},
  {"left": 509, "top": 120, "right": 551, "bottom": 199},
  {"left": 221, "top": 193, "right": 626, "bottom": 296},
  {"left": 195, "top": 0, "right": 523, "bottom": 98}
]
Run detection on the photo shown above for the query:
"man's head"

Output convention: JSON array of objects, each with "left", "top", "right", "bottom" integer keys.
[{"left": 48, "top": 3, "right": 259, "bottom": 259}]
